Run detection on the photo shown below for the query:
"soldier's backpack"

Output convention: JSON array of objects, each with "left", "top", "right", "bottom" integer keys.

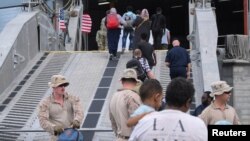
[
  {"left": 106, "top": 13, "right": 119, "bottom": 29},
  {"left": 123, "top": 13, "right": 133, "bottom": 30},
  {"left": 126, "top": 58, "right": 147, "bottom": 82},
  {"left": 57, "top": 128, "right": 84, "bottom": 141}
]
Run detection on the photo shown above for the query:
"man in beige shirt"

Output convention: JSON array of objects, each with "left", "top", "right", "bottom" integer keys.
[
  {"left": 199, "top": 81, "right": 240, "bottom": 125},
  {"left": 109, "top": 69, "right": 142, "bottom": 141},
  {"left": 38, "top": 75, "right": 84, "bottom": 141}
]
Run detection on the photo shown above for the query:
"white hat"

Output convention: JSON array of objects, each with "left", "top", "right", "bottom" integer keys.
[
  {"left": 120, "top": 69, "right": 140, "bottom": 82},
  {"left": 210, "top": 81, "right": 232, "bottom": 97},
  {"left": 48, "top": 75, "right": 69, "bottom": 88}
]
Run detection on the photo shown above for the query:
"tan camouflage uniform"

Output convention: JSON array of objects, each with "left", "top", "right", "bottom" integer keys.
[
  {"left": 199, "top": 102, "right": 240, "bottom": 125},
  {"left": 96, "top": 17, "right": 108, "bottom": 51},
  {"left": 38, "top": 92, "right": 84, "bottom": 141},
  {"left": 109, "top": 89, "right": 142, "bottom": 141}
]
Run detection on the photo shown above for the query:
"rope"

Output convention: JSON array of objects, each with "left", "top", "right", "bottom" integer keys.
[
  {"left": 225, "top": 35, "right": 235, "bottom": 59},
  {"left": 225, "top": 34, "right": 249, "bottom": 60},
  {"left": 237, "top": 34, "right": 249, "bottom": 60}
]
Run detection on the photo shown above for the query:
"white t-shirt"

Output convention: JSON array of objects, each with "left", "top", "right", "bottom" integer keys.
[{"left": 129, "top": 109, "right": 208, "bottom": 141}]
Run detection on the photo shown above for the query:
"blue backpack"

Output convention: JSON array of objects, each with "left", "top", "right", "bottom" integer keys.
[{"left": 57, "top": 128, "right": 84, "bottom": 141}]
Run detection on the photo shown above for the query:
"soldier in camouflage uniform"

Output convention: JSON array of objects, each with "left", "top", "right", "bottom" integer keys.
[
  {"left": 38, "top": 75, "right": 84, "bottom": 141},
  {"left": 109, "top": 69, "right": 142, "bottom": 141},
  {"left": 96, "top": 10, "right": 109, "bottom": 51}
]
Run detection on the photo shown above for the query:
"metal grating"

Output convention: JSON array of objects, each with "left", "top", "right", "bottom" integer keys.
[
  {"left": 159, "top": 51, "right": 196, "bottom": 114},
  {"left": 159, "top": 51, "right": 171, "bottom": 96},
  {"left": 82, "top": 58, "right": 120, "bottom": 141},
  {"left": 0, "top": 53, "right": 71, "bottom": 140}
]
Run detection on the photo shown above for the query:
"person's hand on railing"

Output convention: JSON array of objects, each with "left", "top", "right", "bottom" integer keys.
[
  {"left": 71, "top": 120, "right": 80, "bottom": 129},
  {"left": 54, "top": 125, "right": 64, "bottom": 136}
]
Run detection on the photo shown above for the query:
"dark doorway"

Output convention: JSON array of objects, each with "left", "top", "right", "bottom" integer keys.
[
  {"left": 88, "top": 0, "right": 189, "bottom": 50},
  {"left": 213, "top": 0, "right": 244, "bottom": 46},
  {"left": 87, "top": 0, "right": 244, "bottom": 50}
]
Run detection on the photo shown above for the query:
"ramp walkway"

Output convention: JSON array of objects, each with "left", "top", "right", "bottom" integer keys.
[{"left": 0, "top": 50, "right": 189, "bottom": 141}]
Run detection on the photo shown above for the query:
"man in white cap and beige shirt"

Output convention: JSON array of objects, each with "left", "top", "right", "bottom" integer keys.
[
  {"left": 38, "top": 74, "right": 84, "bottom": 141},
  {"left": 199, "top": 80, "right": 240, "bottom": 125},
  {"left": 109, "top": 68, "right": 142, "bottom": 141}
]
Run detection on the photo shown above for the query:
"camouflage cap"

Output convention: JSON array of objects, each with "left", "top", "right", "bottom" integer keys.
[
  {"left": 48, "top": 75, "right": 69, "bottom": 88},
  {"left": 120, "top": 68, "right": 140, "bottom": 82},
  {"left": 210, "top": 81, "right": 232, "bottom": 97}
]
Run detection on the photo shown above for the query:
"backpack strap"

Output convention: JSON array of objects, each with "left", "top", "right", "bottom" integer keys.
[{"left": 136, "top": 19, "right": 146, "bottom": 29}]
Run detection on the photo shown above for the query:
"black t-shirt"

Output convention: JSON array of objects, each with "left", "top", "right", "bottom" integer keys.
[
  {"left": 136, "top": 41, "right": 155, "bottom": 67},
  {"left": 151, "top": 13, "right": 166, "bottom": 32}
]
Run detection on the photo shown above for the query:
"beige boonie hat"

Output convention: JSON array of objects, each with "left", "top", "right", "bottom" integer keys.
[
  {"left": 210, "top": 81, "right": 232, "bottom": 97},
  {"left": 48, "top": 75, "right": 69, "bottom": 88},
  {"left": 120, "top": 69, "right": 140, "bottom": 82}
]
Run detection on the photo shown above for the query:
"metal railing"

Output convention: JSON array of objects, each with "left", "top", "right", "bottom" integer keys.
[
  {"left": 0, "top": 128, "right": 114, "bottom": 140},
  {"left": 0, "top": 128, "right": 113, "bottom": 133},
  {"left": 0, "top": 4, "right": 25, "bottom": 9}
]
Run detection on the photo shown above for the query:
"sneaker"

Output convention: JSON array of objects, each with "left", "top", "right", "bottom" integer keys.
[{"left": 109, "top": 54, "right": 113, "bottom": 60}]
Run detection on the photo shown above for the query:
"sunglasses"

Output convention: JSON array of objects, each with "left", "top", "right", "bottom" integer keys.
[{"left": 224, "top": 91, "right": 231, "bottom": 94}]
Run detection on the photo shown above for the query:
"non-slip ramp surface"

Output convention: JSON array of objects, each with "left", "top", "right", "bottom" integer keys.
[
  {"left": 0, "top": 53, "right": 71, "bottom": 141},
  {"left": 0, "top": 51, "right": 189, "bottom": 141}
]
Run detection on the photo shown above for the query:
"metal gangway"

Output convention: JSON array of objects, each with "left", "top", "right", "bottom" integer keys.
[{"left": 0, "top": 50, "right": 170, "bottom": 141}]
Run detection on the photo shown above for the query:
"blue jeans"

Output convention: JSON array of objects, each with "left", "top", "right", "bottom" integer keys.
[
  {"left": 107, "top": 28, "right": 121, "bottom": 56},
  {"left": 122, "top": 28, "right": 134, "bottom": 50}
]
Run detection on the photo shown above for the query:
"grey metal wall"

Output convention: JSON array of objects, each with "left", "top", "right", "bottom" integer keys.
[
  {"left": 222, "top": 61, "right": 250, "bottom": 124},
  {"left": 0, "top": 11, "right": 58, "bottom": 94},
  {"left": 38, "top": 12, "right": 59, "bottom": 51}
]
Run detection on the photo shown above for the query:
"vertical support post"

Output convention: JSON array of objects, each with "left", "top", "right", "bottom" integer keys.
[
  {"left": 28, "top": 0, "right": 31, "bottom": 12},
  {"left": 244, "top": 0, "right": 248, "bottom": 35},
  {"left": 248, "top": 0, "right": 250, "bottom": 36},
  {"left": 53, "top": 0, "right": 57, "bottom": 30},
  {"left": 188, "top": 0, "right": 219, "bottom": 105},
  {"left": 189, "top": 2, "right": 195, "bottom": 49}
]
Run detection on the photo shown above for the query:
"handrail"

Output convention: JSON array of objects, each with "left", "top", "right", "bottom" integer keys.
[
  {"left": 0, "top": 128, "right": 113, "bottom": 132},
  {"left": 0, "top": 5, "right": 25, "bottom": 9}
]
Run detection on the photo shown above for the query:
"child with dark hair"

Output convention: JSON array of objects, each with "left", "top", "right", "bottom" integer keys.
[
  {"left": 129, "top": 77, "right": 208, "bottom": 141},
  {"left": 127, "top": 79, "right": 163, "bottom": 127},
  {"left": 165, "top": 77, "right": 195, "bottom": 107},
  {"left": 133, "top": 48, "right": 155, "bottom": 80}
]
